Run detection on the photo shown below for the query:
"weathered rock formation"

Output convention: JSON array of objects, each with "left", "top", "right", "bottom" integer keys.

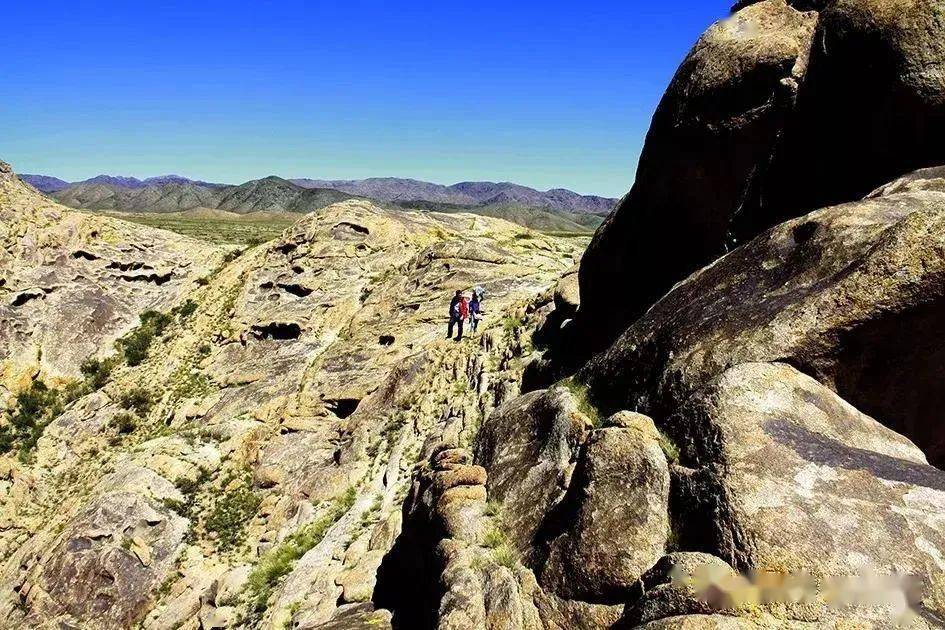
[
  {"left": 0, "top": 162, "right": 582, "bottom": 629},
  {"left": 0, "top": 164, "right": 223, "bottom": 394},
  {"left": 577, "top": 0, "right": 945, "bottom": 354},
  {"left": 386, "top": 2, "right": 945, "bottom": 628},
  {"left": 5, "top": 1, "right": 945, "bottom": 627}
]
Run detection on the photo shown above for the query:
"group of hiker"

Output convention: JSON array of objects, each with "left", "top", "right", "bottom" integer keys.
[{"left": 447, "top": 286, "right": 485, "bottom": 341}]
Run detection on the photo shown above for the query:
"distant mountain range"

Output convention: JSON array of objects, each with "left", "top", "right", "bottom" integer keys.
[
  {"left": 20, "top": 173, "right": 615, "bottom": 232},
  {"left": 21, "top": 173, "right": 225, "bottom": 192},
  {"left": 290, "top": 177, "right": 615, "bottom": 215}
]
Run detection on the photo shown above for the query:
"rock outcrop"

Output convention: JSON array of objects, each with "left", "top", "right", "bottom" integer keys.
[
  {"left": 576, "top": 0, "right": 945, "bottom": 354},
  {"left": 0, "top": 164, "right": 223, "bottom": 394},
  {"left": 583, "top": 178, "right": 945, "bottom": 467},
  {"left": 0, "top": 162, "right": 582, "bottom": 629},
  {"left": 5, "top": 0, "right": 945, "bottom": 626},
  {"left": 395, "top": 2, "right": 945, "bottom": 628}
]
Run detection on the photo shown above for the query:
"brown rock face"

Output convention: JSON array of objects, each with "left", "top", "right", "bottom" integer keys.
[
  {"left": 662, "top": 363, "right": 945, "bottom": 585},
  {"left": 539, "top": 418, "right": 670, "bottom": 602},
  {"left": 29, "top": 492, "right": 188, "bottom": 629},
  {"left": 582, "top": 178, "right": 945, "bottom": 468},
  {"left": 577, "top": 0, "right": 945, "bottom": 353},
  {"left": 474, "top": 387, "right": 592, "bottom": 553}
]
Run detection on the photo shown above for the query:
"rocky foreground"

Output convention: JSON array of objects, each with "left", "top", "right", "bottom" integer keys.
[
  {"left": 4, "top": 0, "right": 945, "bottom": 628},
  {"left": 0, "top": 160, "right": 583, "bottom": 628}
]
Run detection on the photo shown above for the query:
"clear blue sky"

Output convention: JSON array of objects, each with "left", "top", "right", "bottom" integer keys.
[{"left": 0, "top": 1, "right": 730, "bottom": 197}]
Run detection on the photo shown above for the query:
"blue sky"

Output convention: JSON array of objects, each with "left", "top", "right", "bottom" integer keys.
[{"left": 1, "top": 1, "right": 730, "bottom": 197}]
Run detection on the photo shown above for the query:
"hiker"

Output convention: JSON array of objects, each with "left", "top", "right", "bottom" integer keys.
[
  {"left": 468, "top": 291, "right": 483, "bottom": 333},
  {"left": 447, "top": 290, "right": 468, "bottom": 340}
]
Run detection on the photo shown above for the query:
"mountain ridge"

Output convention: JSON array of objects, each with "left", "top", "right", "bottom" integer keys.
[
  {"left": 22, "top": 173, "right": 616, "bottom": 215},
  {"left": 37, "top": 174, "right": 606, "bottom": 232},
  {"left": 290, "top": 176, "right": 616, "bottom": 214}
]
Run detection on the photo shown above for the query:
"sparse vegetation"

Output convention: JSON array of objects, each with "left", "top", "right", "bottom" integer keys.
[
  {"left": 111, "top": 411, "right": 138, "bottom": 435},
  {"left": 170, "top": 364, "right": 213, "bottom": 401},
  {"left": 656, "top": 428, "right": 681, "bottom": 464},
  {"left": 243, "top": 487, "right": 357, "bottom": 615},
  {"left": 502, "top": 315, "right": 525, "bottom": 336},
  {"left": 492, "top": 544, "right": 518, "bottom": 569},
  {"left": 162, "top": 469, "right": 211, "bottom": 522},
  {"left": 116, "top": 310, "right": 173, "bottom": 366},
  {"left": 480, "top": 522, "right": 518, "bottom": 569},
  {"left": 482, "top": 526, "right": 507, "bottom": 549},
  {"left": 111, "top": 213, "right": 294, "bottom": 245},
  {"left": 172, "top": 299, "right": 198, "bottom": 320},
  {"left": 0, "top": 380, "right": 64, "bottom": 460},
  {"left": 116, "top": 386, "right": 153, "bottom": 415},
  {"left": 559, "top": 377, "right": 601, "bottom": 427},
  {"left": 205, "top": 472, "right": 262, "bottom": 552},
  {"left": 80, "top": 356, "right": 117, "bottom": 390}
]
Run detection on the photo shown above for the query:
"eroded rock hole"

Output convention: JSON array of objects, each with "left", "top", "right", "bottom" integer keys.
[
  {"left": 379, "top": 335, "right": 395, "bottom": 346},
  {"left": 250, "top": 322, "right": 302, "bottom": 341},
  {"left": 824, "top": 298, "right": 945, "bottom": 468},
  {"left": 119, "top": 272, "right": 172, "bottom": 285},
  {"left": 792, "top": 221, "right": 818, "bottom": 245},
  {"left": 277, "top": 282, "right": 313, "bottom": 297},
  {"left": 11, "top": 291, "right": 44, "bottom": 307},
  {"left": 324, "top": 398, "right": 360, "bottom": 419},
  {"left": 331, "top": 222, "right": 370, "bottom": 241},
  {"left": 71, "top": 250, "right": 100, "bottom": 261},
  {"left": 107, "top": 260, "right": 151, "bottom": 272}
]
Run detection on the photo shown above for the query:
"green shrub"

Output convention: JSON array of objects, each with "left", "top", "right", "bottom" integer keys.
[
  {"left": 0, "top": 380, "right": 64, "bottom": 460},
  {"left": 175, "top": 469, "right": 210, "bottom": 496},
  {"left": 111, "top": 411, "right": 138, "bottom": 435},
  {"left": 173, "top": 300, "right": 198, "bottom": 320},
  {"left": 492, "top": 543, "right": 518, "bottom": 569},
  {"left": 116, "top": 310, "right": 173, "bottom": 366},
  {"left": 244, "top": 487, "right": 356, "bottom": 614},
  {"left": 163, "top": 469, "right": 211, "bottom": 521},
  {"left": 482, "top": 526, "right": 507, "bottom": 549},
  {"left": 559, "top": 377, "right": 601, "bottom": 427},
  {"left": 80, "top": 356, "right": 117, "bottom": 390},
  {"left": 502, "top": 315, "right": 525, "bottom": 335},
  {"left": 656, "top": 429, "right": 681, "bottom": 465},
  {"left": 205, "top": 474, "right": 262, "bottom": 552},
  {"left": 117, "top": 387, "right": 153, "bottom": 415}
]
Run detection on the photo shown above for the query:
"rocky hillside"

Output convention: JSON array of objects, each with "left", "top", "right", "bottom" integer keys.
[
  {"left": 5, "top": 1, "right": 945, "bottom": 628},
  {"left": 483, "top": 0, "right": 945, "bottom": 628},
  {"left": 0, "top": 160, "right": 582, "bottom": 629}
]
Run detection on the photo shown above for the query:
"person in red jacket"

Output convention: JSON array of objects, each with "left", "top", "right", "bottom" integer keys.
[{"left": 447, "top": 290, "right": 469, "bottom": 341}]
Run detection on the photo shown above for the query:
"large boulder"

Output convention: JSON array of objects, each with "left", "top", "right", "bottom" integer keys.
[
  {"left": 660, "top": 363, "right": 945, "bottom": 625},
  {"left": 538, "top": 414, "right": 670, "bottom": 602},
  {"left": 474, "top": 386, "right": 592, "bottom": 554},
  {"left": 582, "top": 177, "right": 945, "bottom": 468},
  {"left": 22, "top": 492, "right": 188, "bottom": 629},
  {"left": 577, "top": 0, "right": 945, "bottom": 353}
]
